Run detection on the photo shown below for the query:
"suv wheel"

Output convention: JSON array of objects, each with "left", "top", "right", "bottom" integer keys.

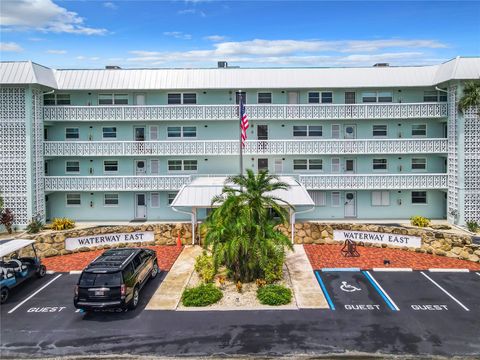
[
  {"left": 151, "top": 262, "right": 159, "bottom": 278},
  {"left": 1, "top": 288, "right": 9, "bottom": 304},
  {"left": 37, "top": 265, "right": 47, "bottom": 278},
  {"left": 128, "top": 287, "right": 139, "bottom": 310}
]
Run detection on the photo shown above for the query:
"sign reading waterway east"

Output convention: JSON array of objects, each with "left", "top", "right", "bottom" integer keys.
[
  {"left": 65, "top": 231, "right": 154, "bottom": 251},
  {"left": 333, "top": 230, "right": 421, "bottom": 248}
]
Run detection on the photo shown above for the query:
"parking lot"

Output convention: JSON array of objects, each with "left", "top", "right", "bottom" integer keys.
[{"left": 315, "top": 269, "right": 480, "bottom": 313}]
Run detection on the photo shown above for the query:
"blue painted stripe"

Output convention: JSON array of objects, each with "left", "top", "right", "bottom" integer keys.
[
  {"left": 362, "top": 271, "right": 397, "bottom": 311},
  {"left": 322, "top": 267, "right": 361, "bottom": 272},
  {"left": 314, "top": 271, "right": 335, "bottom": 310}
]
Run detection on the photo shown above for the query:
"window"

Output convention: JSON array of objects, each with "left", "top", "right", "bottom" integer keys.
[
  {"left": 65, "top": 160, "right": 80, "bottom": 173},
  {"left": 168, "top": 193, "right": 177, "bottom": 205},
  {"left": 235, "top": 91, "right": 247, "bottom": 104},
  {"left": 104, "top": 160, "right": 118, "bottom": 173},
  {"left": 104, "top": 193, "right": 119, "bottom": 206},
  {"left": 293, "top": 125, "right": 322, "bottom": 137},
  {"left": 183, "top": 160, "right": 198, "bottom": 171},
  {"left": 293, "top": 159, "right": 308, "bottom": 170},
  {"left": 98, "top": 94, "right": 113, "bottom": 105},
  {"left": 372, "top": 125, "right": 388, "bottom": 137},
  {"left": 373, "top": 158, "right": 388, "bottom": 170},
  {"left": 372, "top": 191, "right": 390, "bottom": 206},
  {"left": 309, "top": 126, "right": 323, "bottom": 137},
  {"left": 412, "top": 124, "right": 427, "bottom": 137},
  {"left": 412, "top": 158, "right": 427, "bottom": 170},
  {"left": 167, "top": 126, "right": 196, "bottom": 138},
  {"left": 113, "top": 94, "right": 128, "bottom": 105},
  {"left": 423, "top": 90, "right": 447, "bottom": 102},
  {"left": 308, "top": 191, "right": 326, "bottom": 206},
  {"left": 331, "top": 191, "right": 341, "bottom": 207},
  {"left": 168, "top": 160, "right": 182, "bottom": 171},
  {"left": 44, "top": 128, "right": 48, "bottom": 141},
  {"left": 44, "top": 161, "right": 49, "bottom": 175},
  {"left": 331, "top": 124, "right": 341, "bottom": 139},
  {"left": 182, "top": 93, "right": 197, "bottom": 104},
  {"left": 168, "top": 160, "right": 197, "bottom": 171},
  {"left": 167, "top": 93, "right": 197, "bottom": 105},
  {"left": 150, "top": 159, "right": 159, "bottom": 175},
  {"left": 293, "top": 126, "right": 307, "bottom": 137},
  {"left": 378, "top": 91, "right": 393, "bottom": 102},
  {"left": 66, "top": 193, "right": 81, "bottom": 206},
  {"left": 308, "top": 92, "right": 320, "bottom": 104},
  {"left": 321, "top": 92, "right": 333, "bottom": 103},
  {"left": 362, "top": 91, "right": 392, "bottom": 103},
  {"left": 412, "top": 191, "right": 427, "bottom": 204},
  {"left": 151, "top": 193, "right": 160, "bottom": 208},
  {"left": 331, "top": 158, "right": 340, "bottom": 173},
  {"left": 258, "top": 92, "right": 272, "bottom": 104},
  {"left": 44, "top": 93, "right": 70, "bottom": 105},
  {"left": 168, "top": 93, "right": 182, "bottom": 105},
  {"left": 150, "top": 126, "right": 158, "bottom": 140},
  {"left": 65, "top": 127, "right": 79, "bottom": 140},
  {"left": 309, "top": 159, "right": 323, "bottom": 170},
  {"left": 362, "top": 92, "right": 377, "bottom": 103},
  {"left": 102, "top": 127, "right": 117, "bottom": 139}
]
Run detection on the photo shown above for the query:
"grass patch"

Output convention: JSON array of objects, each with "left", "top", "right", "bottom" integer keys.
[
  {"left": 181, "top": 283, "right": 223, "bottom": 307},
  {"left": 257, "top": 284, "right": 292, "bottom": 306}
]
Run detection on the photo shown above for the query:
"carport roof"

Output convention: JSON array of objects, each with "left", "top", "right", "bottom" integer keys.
[
  {"left": 171, "top": 176, "right": 314, "bottom": 208},
  {"left": 0, "top": 239, "right": 36, "bottom": 257}
]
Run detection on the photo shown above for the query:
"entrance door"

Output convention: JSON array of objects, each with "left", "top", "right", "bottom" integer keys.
[
  {"left": 287, "top": 91, "right": 299, "bottom": 104},
  {"left": 135, "top": 160, "right": 146, "bottom": 175},
  {"left": 258, "top": 158, "right": 268, "bottom": 172},
  {"left": 345, "top": 159, "right": 356, "bottom": 173},
  {"left": 134, "top": 127, "right": 145, "bottom": 141},
  {"left": 344, "top": 125, "right": 356, "bottom": 139},
  {"left": 344, "top": 192, "right": 357, "bottom": 218},
  {"left": 257, "top": 124, "right": 268, "bottom": 152},
  {"left": 345, "top": 92, "right": 356, "bottom": 104},
  {"left": 274, "top": 159, "right": 283, "bottom": 174},
  {"left": 135, "top": 93, "right": 146, "bottom": 105},
  {"left": 135, "top": 193, "right": 147, "bottom": 219}
]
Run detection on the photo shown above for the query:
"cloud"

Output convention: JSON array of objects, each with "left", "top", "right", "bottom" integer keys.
[
  {"left": 204, "top": 35, "right": 226, "bottom": 42},
  {"left": 177, "top": 8, "right": 206, "bottom": 17},
  {"left": 103, "top": 2, "right": 117, "bottom": 10},
  {"left": 46, "top": 49, "right": 67, "bottom": 54},
  {"left": 0, "top": 42, "right": 23, "bottom": 52},
  {"left": 76, "top": 55, "right": 100, "bottom": 61},
  {"left": 0, "top": 0, "right": 108, "bottom": 35},
  {"left": 163, "top": 31, "right": 192, "bottom": 40},
  {"left": 28, "top": 37, "right": 45, "bottom": 42}
]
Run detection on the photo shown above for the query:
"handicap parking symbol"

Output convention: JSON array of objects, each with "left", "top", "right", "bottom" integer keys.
[{"left": 340, "top": 281, "right": 361, "bottom": 292}]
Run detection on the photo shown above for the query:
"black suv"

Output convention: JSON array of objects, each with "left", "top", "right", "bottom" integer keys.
[{"left": 74, "top": 248, "right": 158, "bottom": 311}]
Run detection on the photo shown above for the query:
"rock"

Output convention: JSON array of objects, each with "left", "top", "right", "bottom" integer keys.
[
  {"left": 303, "top": 237, "right": 313, "bottom": 244},
  {"left": 430, "top": 224, "right": 452, "bottom": 230},
  {"left": 468, "top": 254, "right": 479, "bottom": 262},
  {"left": 433, "top": 249, "right": 446, "bottom": 256},
  {"left": 294, "top": 223, "right": 303, "bottom": 230},
  {"left": 311, "top": 231, "right": 321, "bottom": 240},
  {"left": 451, "top": 247, "right": 463, "bottom": 255},
  {"left": 321, "top": 230, "right": 330, "bottom": 239},
  {"left": 297, "top": 230, "right": 306, "bottom": 238},
  {"left": 78, "top": 247, "right": 90, "bottom": 252},
  {"left": 43, "top": 248, "right": 59, "bottom": 257}
]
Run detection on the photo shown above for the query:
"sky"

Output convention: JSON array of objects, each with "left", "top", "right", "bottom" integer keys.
[{"left": 0, "top": 0, "right": 479, "bottom": 69}]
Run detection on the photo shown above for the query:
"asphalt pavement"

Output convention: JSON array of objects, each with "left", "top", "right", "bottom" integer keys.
[{"left": 1, "top": 270, "right": 479, "bottom": 359}]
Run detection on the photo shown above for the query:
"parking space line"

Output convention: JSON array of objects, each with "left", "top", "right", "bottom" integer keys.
[
  {"left": 321, "top": 268, "right": 360, "bottom": 272},
  {"left": 363, "top": 271, "right": 400, "bottom": 311},
  {"left": 476, "top": 272, "right": 480, "bottom": 277},
  {"left": 428, "top": 269, "right": 469, "bottom": 272},
  {"left": 7, "top": 274, "right": 63, "bottom": 314},
  {"left": 373, "top": 268, "right": 412, "bottom": 272},
  {"left": 314, "top": 271, "right": 335, "bottom": 310},
  {"left": 420, "top": 272, "right": 470, "bottom": 312}
]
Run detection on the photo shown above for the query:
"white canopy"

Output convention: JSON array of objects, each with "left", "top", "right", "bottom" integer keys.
[
  {"left": 171, "top": 176, "right": 314, "bottom": 208},
  {"left": 0, "top": 239, "right": 35, "bottom": 257}
]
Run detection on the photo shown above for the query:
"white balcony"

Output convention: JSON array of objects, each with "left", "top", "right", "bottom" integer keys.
[
  {"left": 43, "top": 102, "right": 448, "bottom": 122},
  {"left": 44, "top": 138, "right": 448, "bottom": 157},
  {"left": 299, "top": 174, "right": 448, "bottom": 190},
  {"left": 44, "top": 176, "right": 191, "bottom": 192}
]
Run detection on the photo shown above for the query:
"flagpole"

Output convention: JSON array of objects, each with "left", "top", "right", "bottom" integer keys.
[{"left": 239, "top": 89, "right": 243, "bottom": 176}]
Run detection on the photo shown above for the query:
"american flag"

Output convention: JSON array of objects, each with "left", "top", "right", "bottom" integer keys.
[{"left": 239, "top": 96, "right": 249, "bottom": 148}]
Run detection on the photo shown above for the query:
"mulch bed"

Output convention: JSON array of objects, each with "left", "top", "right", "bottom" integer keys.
[
  {"left": 304, "top": 244, "right": 480, "bottom": 270},
  {"left": 42, "top": 245, "right": 183, "bottom": 272}
]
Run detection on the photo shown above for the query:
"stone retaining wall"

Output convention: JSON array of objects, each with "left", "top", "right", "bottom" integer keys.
[{"left": 19, "top": 222, "right": 480, "bottom": 264}]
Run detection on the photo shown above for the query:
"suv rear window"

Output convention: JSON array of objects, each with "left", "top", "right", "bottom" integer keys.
[{"left": 79, "top": 272, "right": 122, "bottom": 287}]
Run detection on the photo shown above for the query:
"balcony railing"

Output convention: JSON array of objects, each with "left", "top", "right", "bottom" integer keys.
[
  {"left": 43, "top": 102, "right": 448, "bottom": 122},
  {"left": 44, "top": 138, "right": 448, "bottom": 157},
  {"left": 44, "top": 176, "right": 191, "bottom": 192},
  {"left": 299, "top": 174, "right": 448, "bottom": 190}
]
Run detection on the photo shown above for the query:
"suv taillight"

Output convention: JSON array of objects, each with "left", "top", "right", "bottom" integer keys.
[
  {"left": 120, "top": 284, "right": 126, "bottom": 298},
  {"left": 74, "top": 285, "right": 78, "bottom": 296}
]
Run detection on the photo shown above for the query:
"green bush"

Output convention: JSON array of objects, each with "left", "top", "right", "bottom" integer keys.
[
  {"left": 48, "top": 217, "right": 75, "bottom": 231},
  {"left": 262, "top": 250, "right": 285, "bottom": 284},
  {"left": 257, "top": 284, "right": 292, "bottom": 306},
  {"left": 410, "top": 216, "right": 430, "bottom": 227},
  {"left": 26, "top": 216, "right": 43, "bottom": 234},
  {"left": 466, "top": 221, "right": 479, "bottom": 233},
  {"left": 194, "top": 252, "right": 216, "bottom": 283},
  {"left": 182, "top": 283, "right": 223, "bottom": 307}
]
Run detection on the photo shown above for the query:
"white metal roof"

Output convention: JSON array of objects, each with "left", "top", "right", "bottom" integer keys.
[
  {"left": 171, "top": 176, "right": 314, "bottom": 208},
  {"left": 1, "top": 57, "right": 479, "bottom": 90},
  {"left": 0, "top": 239, "right": 36, "bottom": 257}
]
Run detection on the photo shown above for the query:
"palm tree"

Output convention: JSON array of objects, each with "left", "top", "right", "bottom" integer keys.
[
  {"left": 203, "top": 170, "right": 293, "bottom": 282},
  {"left": 458, "top": 81, "right": 480, "bottom": 113}
]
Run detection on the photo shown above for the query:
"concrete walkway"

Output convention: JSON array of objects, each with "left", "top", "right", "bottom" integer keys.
[
  {"left": 146, "top": 245, "right": 203, "bottom": 310},
  {"left": 286, "top": 244, "right": 328, "bottom": 309}
]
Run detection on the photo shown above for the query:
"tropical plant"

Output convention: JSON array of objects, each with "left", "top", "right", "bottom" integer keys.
[
  {"left": 410, "top": 216, "right": 430, "bottom": 228},
  {"left": 181, "top": 283, "right": 223, "bottom": 307},
  {"left": 26, "top": 215, "right": 44, "bottom": 234},
  {"left": 0, "top": 193, "right": 4, "bottom": 210},
  {"left": 49, "top": 217, "right": 75, "bottom": 231},
  {"left": 458, "top": 81, "right": 480, "bottom": 113},
  {"left": 257, "top": 284, "right": 292, "bottom": 306},
  {"left": 466, "top": 221, "right": 479, "bottom": 233},
  {"left": 0, "top": 208, "right": 15, "bottom": 234},
  {"left": 203, "top": 169, "right": 293, "bottom": 283},
  {"left": 194, "top": 252, "right": 216, "bottom": 283}
]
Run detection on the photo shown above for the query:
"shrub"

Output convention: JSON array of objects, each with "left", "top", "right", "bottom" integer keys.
[
  {"left": 262, "top": 249, "right": 285, "bottom": 284},
  {"left": 410, "top": 216, "right": 430, "bottom": 227},
  {"left": 194, "top": 252, "right": 216, "bottom": 283},
  {"left": 50, "top": 217, "right": 75, "bottom": 231},
  {"left": 0, "top": 208, "right": 15, "bottom": 234},
  {"left": 466, "top": 221, "right": 479, "bottom": 233},
  {"left": 182, "top": 283, "right": 223, "bottom": 307},
  {"left": 26, "top": 216, "right": 43, "bottom": 234},
  {"left": 257, "top": 284, "right": 292, "bottom": 306}
]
